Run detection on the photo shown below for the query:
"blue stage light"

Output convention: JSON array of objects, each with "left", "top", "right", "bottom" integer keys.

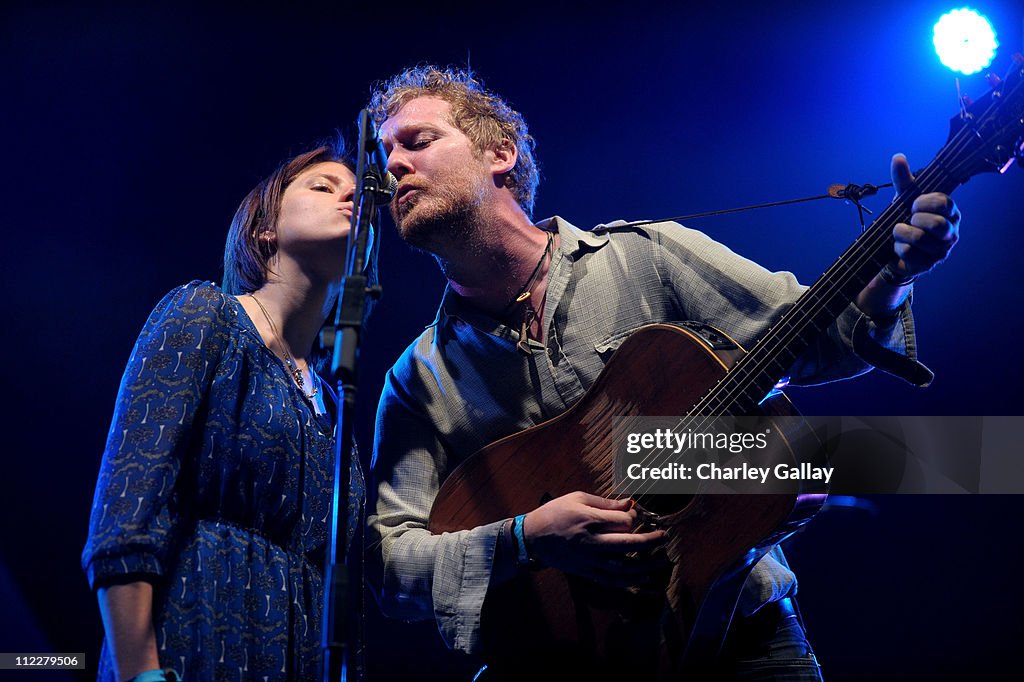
[{"left": 933, "top": 8, "right": 998, "bottom": 75}]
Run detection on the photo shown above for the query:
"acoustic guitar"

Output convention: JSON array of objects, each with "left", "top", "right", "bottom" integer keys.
[{"left": 428, "top": 57, "right": 1024, "bottom": 679}]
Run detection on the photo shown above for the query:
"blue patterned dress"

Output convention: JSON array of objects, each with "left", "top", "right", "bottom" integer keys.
[{"left": 82, "top": 281, "right": 364, "bottom": 681}]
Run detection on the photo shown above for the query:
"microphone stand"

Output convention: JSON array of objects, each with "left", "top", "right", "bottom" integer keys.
[{"left": 321, "top": 109, "right": 386, "bottom": 682}]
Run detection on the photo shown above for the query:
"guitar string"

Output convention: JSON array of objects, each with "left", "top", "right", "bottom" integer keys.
[
  {"left": 627, "top": 169, "right": 940, "bottom": 505},
  {"left": 485, "top": 85, "right": 1020, "bottom": 640},
  {"left": 455, "top": 77, "right": 1017, "bottom": 526},
  {"left": 629, "top": 156, "right": 959, "bottom": 500},
  {"left": 625, "top": 162, "right": 943, "bottom": 482},
  {"left": 625, "top": 83, "right": 1013, "bottom": 504},
  {"left": 629, "top": 139, "right": 981, "bottom": 505},
  {"left": 711, "top": 69, "right": 1024, "bottom": 422},
  {"left": 695, "top": 124, "right": 975, "bottom": 416}
]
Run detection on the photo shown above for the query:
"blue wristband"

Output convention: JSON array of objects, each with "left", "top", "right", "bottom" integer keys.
[{"left": 512, "top": 514, "right": 532, "bottom": 567}]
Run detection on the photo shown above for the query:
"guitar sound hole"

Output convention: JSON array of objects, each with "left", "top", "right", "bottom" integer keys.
[{"left": 633, "top": 493, "right": 692, "bottom": 522}]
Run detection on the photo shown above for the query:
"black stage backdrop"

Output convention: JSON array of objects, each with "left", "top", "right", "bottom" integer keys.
[{"left": 2, "top": 1, "right": 1023, "bottom": 680}]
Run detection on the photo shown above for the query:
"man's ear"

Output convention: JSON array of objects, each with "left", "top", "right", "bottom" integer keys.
[{"left": 488, "top": 138, "right": 517, "bottom": 178}]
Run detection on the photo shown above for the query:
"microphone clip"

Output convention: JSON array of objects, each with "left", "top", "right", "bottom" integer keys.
[
  {"left": 828, "top": 182, "right": 880, "bottom": 202},
  {"left": 827, "top": 179, "right": 892, "bottom": 232}
]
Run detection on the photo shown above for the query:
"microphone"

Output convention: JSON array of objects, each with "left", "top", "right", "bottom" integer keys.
[
  {"left": 362, "top": 116, "right": 399, "bottom": 199},
  {"left": 374, "top": 167, "right": 399, "bottom": 198}
]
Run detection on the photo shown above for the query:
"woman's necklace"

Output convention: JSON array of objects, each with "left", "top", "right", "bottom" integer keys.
[
  {"left": 248, "top": 293, "right": 319, "bottom": 400},
  {"left": 502, "top": 231, "right": 554, "bottom": 355}
]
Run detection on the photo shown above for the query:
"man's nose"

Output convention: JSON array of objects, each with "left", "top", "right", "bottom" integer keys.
[{"left": 386, "top": 148, "right": 413, "bottom": 179}]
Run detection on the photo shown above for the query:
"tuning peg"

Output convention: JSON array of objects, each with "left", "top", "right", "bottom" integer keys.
[
  {"left": 958, "top": 93, "right": 974, "bottom": 120},
  {"left": 986, "top": 73, "right": 1002, "bottom": 89},
  {"left": 955, "top": 78, "right": 972, "bottom": 119},
  {"left": 1000, "top": 138, "right": 1024, "bottom": 174},
  {"left": 1013, "top": 53, "right": 1024, "bottom": 65}
]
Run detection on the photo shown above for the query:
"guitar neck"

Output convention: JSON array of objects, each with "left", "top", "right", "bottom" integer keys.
[{"left": 694, "top": 158, "right": 962, "bottom": 417}]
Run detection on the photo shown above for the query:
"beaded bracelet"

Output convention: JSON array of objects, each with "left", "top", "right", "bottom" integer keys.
[{"left": 878, "top": 262, "right": 918, "bottom": 287}]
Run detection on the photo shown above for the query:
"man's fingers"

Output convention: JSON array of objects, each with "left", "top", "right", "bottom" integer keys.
[
  {"left": 573, "top": 492, "right": 632, "bottom": 510},
  {"left": 907, "top": 212, "right": 957, "bottom": 236},
  {"left": 891, "top": 153, "right": 915, "bottom": 195},
  {"left": 911, "top": 192, "right": 958, "bottom": 220},
  {"left": 888, "top": 187, "right": 959, "bottom": 278},
  {"left": 590, "top": 529, "right": 668, "bottom": 551},
  {"left": 587, "top": 509, "right": 637, "bottom": 531},
  {"left": 894, "top": 220, "right": 958, "bottom": 255}
]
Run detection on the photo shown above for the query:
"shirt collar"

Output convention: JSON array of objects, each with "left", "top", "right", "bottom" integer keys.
[
  {"left": 536, "top": 215, "right": 610, "bottom": 257},
  {"left": 432, "top": 215, "right": 609, "bottom": 334}
]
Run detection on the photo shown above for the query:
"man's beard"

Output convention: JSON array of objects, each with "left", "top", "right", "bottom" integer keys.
[{"left": 390, "top": 180, "right": 486, "bottom": 257}]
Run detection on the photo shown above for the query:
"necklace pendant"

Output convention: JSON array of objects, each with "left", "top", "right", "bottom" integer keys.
[
  {"left": 517, "top": 317, "right": 531, "bottom": 356},
  {"left": 248, "top": 293, "right": 317, "bottom": 399}
]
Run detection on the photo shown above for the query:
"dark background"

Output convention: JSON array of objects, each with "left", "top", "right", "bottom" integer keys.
[{"left": 2, "top": 1, "right": 1023, "bottom": 679}]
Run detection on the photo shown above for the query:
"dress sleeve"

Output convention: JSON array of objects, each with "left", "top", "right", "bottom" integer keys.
[
  {"left": 366, "top": 367, "right": 503, "bottom": 655},
  {"left": 81, "top": 282, "right": 225, "bottom": 589},
  {"left": 650, "top": 223, "right": 918, "bottom": 386}
]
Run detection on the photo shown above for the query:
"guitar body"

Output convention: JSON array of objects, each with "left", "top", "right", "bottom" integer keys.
[{"left": 428, "top": 323, "right": 825, "bottom": 679}]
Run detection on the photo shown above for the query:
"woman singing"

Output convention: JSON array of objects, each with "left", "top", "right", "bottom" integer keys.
[{"left": 82, "top": 138, "right": 370, "bottom": 681}]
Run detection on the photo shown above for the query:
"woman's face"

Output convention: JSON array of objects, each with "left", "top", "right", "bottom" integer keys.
[{"left": 274, "top": 161, "right": 357, "bottom": 260}]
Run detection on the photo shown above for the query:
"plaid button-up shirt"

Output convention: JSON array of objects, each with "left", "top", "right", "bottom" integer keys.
[{"left": 368, "top": 216, "right": 915, "bottom": 654}]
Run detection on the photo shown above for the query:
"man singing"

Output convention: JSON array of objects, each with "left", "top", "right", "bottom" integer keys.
[{"left": 366, "top": 65, "right": 959, "bottom": 680}]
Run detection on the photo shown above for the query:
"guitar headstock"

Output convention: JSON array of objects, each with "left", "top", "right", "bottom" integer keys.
[{"left": 944, "top": 54, "right": 1024, "bottom": 183}]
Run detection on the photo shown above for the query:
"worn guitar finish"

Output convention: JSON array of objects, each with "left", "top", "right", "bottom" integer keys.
[{"left": 428, "top": 58, "right": 1024, "bottom": 678}]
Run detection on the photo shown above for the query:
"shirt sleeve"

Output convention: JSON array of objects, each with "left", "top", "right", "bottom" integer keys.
[
  {"left": 367, "top": 365, "right": 505, "bottom": 655},
  {"left": 650, "top": 222, "right": 917, "bottom": 386},
  {"left": 81, "top": 282, "right": 224, "bottom": 589}
]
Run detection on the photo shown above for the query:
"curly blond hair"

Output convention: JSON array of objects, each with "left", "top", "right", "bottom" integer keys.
[{"left": 368, "top": 65, "right": 539, "bottom": 217}]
